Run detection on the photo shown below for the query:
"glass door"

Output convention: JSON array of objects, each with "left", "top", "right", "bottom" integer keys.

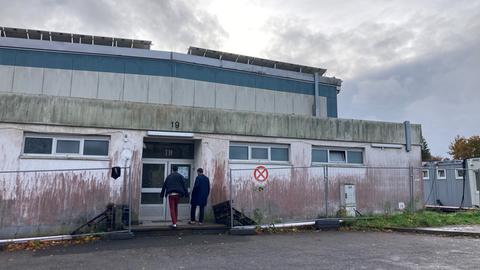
[{"left": 139, "top": 162, "right": 167, "bottom": 222}]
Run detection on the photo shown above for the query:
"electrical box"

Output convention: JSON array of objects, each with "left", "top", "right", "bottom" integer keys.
[{"left": 340, "top": 184, "right": 356, "bottom": 217}]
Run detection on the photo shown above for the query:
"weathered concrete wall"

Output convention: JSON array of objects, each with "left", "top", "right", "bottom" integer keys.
[
  {"left": 0, "top": 124, "right": 145, "bottom": 238},
  {"left": 0, "top": 93, "right": 422, "bottom": 145}
]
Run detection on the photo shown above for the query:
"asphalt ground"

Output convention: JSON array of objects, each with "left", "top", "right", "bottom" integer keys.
[{"left": 1, "top": 231, "right": 479, "bottom": 270}]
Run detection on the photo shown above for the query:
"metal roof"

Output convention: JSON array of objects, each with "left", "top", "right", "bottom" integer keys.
[
  {"left": 0, "top": 26, "right": 151, "bottom": 49},
  {"left": 188, "top": 46, "right": 327, "bottom": 76}
]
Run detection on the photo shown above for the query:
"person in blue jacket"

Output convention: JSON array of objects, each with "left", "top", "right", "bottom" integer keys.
[{"left": 189, "top": 168, "right": 210, "bottom": 225}]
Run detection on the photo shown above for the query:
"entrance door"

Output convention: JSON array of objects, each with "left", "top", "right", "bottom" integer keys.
[{"left": 139, "top": 160, "right": 193, "bottom": 223}]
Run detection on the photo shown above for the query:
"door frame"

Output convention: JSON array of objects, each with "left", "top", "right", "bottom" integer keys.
[{"left": 140, "top": 158, "right": 194, "bottom": 223}]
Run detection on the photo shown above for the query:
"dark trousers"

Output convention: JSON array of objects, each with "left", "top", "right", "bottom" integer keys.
[
  {"left": 190, "top": 204, "right": 205, "bottom": 223},
  {"left": 168, "top": 194, "right": 180, "bottom": 224}
]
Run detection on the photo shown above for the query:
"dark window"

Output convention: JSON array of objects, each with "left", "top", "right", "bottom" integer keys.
[
  {"left": 143, "top": 142, "right": 194, "bottom": 159},
  {"left": 251, "top": 147, "right": 268, "bottom": 159},
  {"left": 229, "top": 146, "right": 248, "bottom": 160},
  {"left": 84, "top": 140, "right": 109, "bottom": 156},
  {"left": 24, "top": 137, "right": 53, "bottom": 154},
  {"left": 271, "top": 148, "right": 289, "bottom": 161},
  {"left": 347, "top": 151, "right": 363, "bottom": 164},
  {"left": 329, "top": 150, "right": 346, "bottom": 163},
  {"left": 56, "top": 140, "right": 80, "bottom": 154},
  {"left": 312, "top": 149, "right": 328, "bottom": 162}
]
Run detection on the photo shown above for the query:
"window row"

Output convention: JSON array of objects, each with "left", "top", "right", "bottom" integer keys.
[
  {"left": 422, "top": 169, "right": 465, "bottom": 180},
  {"left": 229, "top": 144, "right": 289, "bottom": 162},
  {"left": 312, "top": 148, "right": 363, "bottom": 164},
  {"left": 229, "top": 144, "right": 365, "bottom": 164},
  {"left": 23, "top": 135, "right": 110, "bottom": 157}
]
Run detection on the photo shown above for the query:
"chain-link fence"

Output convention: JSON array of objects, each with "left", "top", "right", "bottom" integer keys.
[
  {"left": 0, "top": 167, "right": 132, "bottom": 240},
  {"left": 229, "top": 165, "right": 425, "bottom": 227}
]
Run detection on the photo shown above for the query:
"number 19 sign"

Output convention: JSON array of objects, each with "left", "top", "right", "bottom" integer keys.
[{"left": 253, "top": 165, "right": 269, "bottom": 182}]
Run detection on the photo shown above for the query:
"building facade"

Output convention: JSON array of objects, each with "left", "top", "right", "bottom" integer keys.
[{"left": 0, "top": 27, "right": 422, "bottom": 237}]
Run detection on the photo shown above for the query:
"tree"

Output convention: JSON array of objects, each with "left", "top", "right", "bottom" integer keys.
[
  {"left": 421, "top": 136, "right": 432, "bottom": 161},
  {"left": 449, "top": 135, "right": 480, "bottom": 160}
]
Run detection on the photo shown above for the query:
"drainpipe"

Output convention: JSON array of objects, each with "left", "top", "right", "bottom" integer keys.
[
  {"left": 314, "top": 72, "right": 320, "bottom": 117},
  {"left": 404, "top": 121, "right": 412, "bottom": 152}
]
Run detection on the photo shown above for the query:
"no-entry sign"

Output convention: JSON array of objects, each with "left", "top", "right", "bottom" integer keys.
[{"left": 253, "top": 165, "right": 269, "bottom": 182}]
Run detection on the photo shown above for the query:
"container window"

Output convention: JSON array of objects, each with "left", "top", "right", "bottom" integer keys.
[
  {"left": 329, "top": 150, "right": 346, "bottom": 163},
  {"left": 83, "top": 140, "right": 109, "bottom": 156},
  {"left": 56, "top": 140, "right": 80, "bottom": 154},
  {"left": 271, "top": 148, "right": 289, "bottom": 161},
  {"left": 24, "top": 137, "right": 53, "bottom": 154},
  {"left": 312, "top": 149, "right": 328, "bottom": 163},
  {"left": 229, "top": 146, "right": 249, "bottom": 160},
  {"left": 347, "top": 151, "right": 363, "bottom": 164}
]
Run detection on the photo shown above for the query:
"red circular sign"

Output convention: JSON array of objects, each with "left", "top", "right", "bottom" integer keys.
[{"left": 253, "top": 166, "right": 269, "bottom": 182}]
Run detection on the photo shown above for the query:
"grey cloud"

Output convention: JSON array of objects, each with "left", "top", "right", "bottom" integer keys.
[
  {"left": 263, "top": 7, "right": 480, "bottom": 156},
  {"left": 0, "top": 0, "right": 227, "bottom": 51}
]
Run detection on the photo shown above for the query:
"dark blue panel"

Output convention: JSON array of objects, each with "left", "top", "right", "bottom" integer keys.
[
  {"left": 175, "top": 62, "right": 215, "bottom": 82},
  {"left": 215, "top": 69, "right": 256, "bottom": 88},
  {"left": 73, "top": 54, "right": 124, "bottom": 73},
  {"left": 0, "top": 49, "right": 17, "bottom": 65},
  {"left": 327, "top": 95, "right": 338, "bottom": 117},
  {"left": 15, "top": 49, "right": 73, "bottom": 69},
  {"left": 125, "top": 58, "right": 172, "bottom": 77}
]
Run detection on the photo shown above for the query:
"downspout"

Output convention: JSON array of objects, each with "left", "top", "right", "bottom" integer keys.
[{"left": 314, "top": 72, "right": 320, "bottom": 117}]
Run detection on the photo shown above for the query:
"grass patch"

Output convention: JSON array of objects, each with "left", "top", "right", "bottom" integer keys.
[{"left": 346, "top": 210, "right": 480, "bottom": 230}]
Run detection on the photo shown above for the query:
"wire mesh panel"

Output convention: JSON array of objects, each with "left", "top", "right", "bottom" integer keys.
[
  {"left": 230, "top": 165, "right": 422, "bottom": 227},
  {"left": 230, "top": 166, "right": 326, "bottom": 225},
  {"left": 0, "top": 167, "right": 130, "bottom": 239}
]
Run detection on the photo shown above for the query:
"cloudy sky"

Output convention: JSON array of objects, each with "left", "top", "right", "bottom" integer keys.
[{"left": 1, "top": 0, "right": 479, "bottom": 156}]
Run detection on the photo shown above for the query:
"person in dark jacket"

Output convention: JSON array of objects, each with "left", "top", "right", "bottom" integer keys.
[
  {"left": 189, "top": 168, "right": 210, "bottom": 225},
  {"left": 160, "top": 166, "right": 188, "bottom": 228}
]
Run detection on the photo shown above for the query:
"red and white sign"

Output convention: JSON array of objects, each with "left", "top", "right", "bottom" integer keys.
[{"left": 253, "top": 165, "right": 269, "bottom": 182}]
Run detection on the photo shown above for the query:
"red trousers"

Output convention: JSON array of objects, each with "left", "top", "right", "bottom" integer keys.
[{"left": 168, "top": 194, "right": 180, "bottom": 224}]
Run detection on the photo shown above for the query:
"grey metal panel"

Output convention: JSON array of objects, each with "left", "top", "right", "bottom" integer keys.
[
  {"left": 274, "top": 92, "right": 293, "bottom": 114},
  {"left": 97, "top": 72, "right": 124, "bottom": 101},
  {"left": 293, "top": 94, "right": 314, "bottom": 116},
  {"left": 71, "top": 70, "right": 98, "bottom": 98},
  {"left": 193, "top": 80, "right": 215, "bottom": 108},
  {"left": 124, "top": 74, "right": 148, "bottom": 103},
  {"left": 12, "top": 66, "right": 43, "bottom": 94},
  {"left": 215, "top": 83, "right": 235, "bottom": 110},
  {"left": 148, "top": 76, "right": 172, "bottom": 105},
  {"left": 235, "top": 86, "right": 255, "bottom": 111},
  {"left": 319, "top": 96, "right": 327, "bottom": 118},
  {"left": 255, "top": 89, "right": 275, "bottom": 113},
  {"left": 0, "top": 65, "right": 14, "bottom": 92},
  {"left": 42, "top": 68, "right": 72, "bottom": 97},
  {"left": 423, "top": 163, "right": 473, "bottom": 207},
  {"left": 172, "top": 78, "right": 194, "bottom": 107}
]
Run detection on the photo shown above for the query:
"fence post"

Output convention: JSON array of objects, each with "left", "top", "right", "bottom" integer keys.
[
  {"left": 324, "top": 165, "right": 329, "bottom": 217},
  {"left": 409, "top": 166, "right": 414, "bottom": 213},
  {"left": 128, "top": 163, "right": 133, "bottom": 234},
  {"left": 229, "top": 168, "right": 233, "bottom": 229}
]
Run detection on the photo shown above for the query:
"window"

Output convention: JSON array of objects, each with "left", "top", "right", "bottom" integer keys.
[
  {"left": 251, "top": 147, "right": 268, "bottom": 160},
  {"left": 271, "top": 147, "right": 289, "bottom": 161},
  {"left": 24, "top": 137, "right": 53, "bottom": 154},
  {"left": 455, "top": 169, "right": 465, "bottom": 180},
  {"left": 329, "top": 150, "right": 346, "bottom": 163},
  {"left": 229, "top": 143, "right": 289, "bottom": 162},
  {"left": 437, "top": 169, "right": 446, "bottom": 180},
  {"left": 347, "top": 151, "right": 363, "bottom": 164},
  {"left": 312, "top": 148, "right": 364, "bottom": 165},
  {"left": 229, "top": 146, "right": 249, "bottom": 160},
  {"left": 23, "top": 134, "right": 109, "bottom": 157},
  {"left": 312, "top": 149, "right": 328, "bottom": 163},
  {"left": 422, "top": 170, "right": 430, "bottom": 180}
]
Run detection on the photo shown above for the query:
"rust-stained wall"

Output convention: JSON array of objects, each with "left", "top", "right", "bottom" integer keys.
[
  {"left": 0, "top": 124, "right": 145, "bottom": 238},
  {"left": 0, "top": 122, "right": 422, "bottom": 237}
]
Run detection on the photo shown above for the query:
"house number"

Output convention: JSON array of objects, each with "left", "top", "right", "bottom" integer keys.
[{"left": 171, "top": 121, "right": 180, "bottom": 129}]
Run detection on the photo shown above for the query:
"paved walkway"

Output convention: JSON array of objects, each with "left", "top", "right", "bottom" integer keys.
[{"left": 1, "top": 231, "right": 480, "bottom": 270}]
